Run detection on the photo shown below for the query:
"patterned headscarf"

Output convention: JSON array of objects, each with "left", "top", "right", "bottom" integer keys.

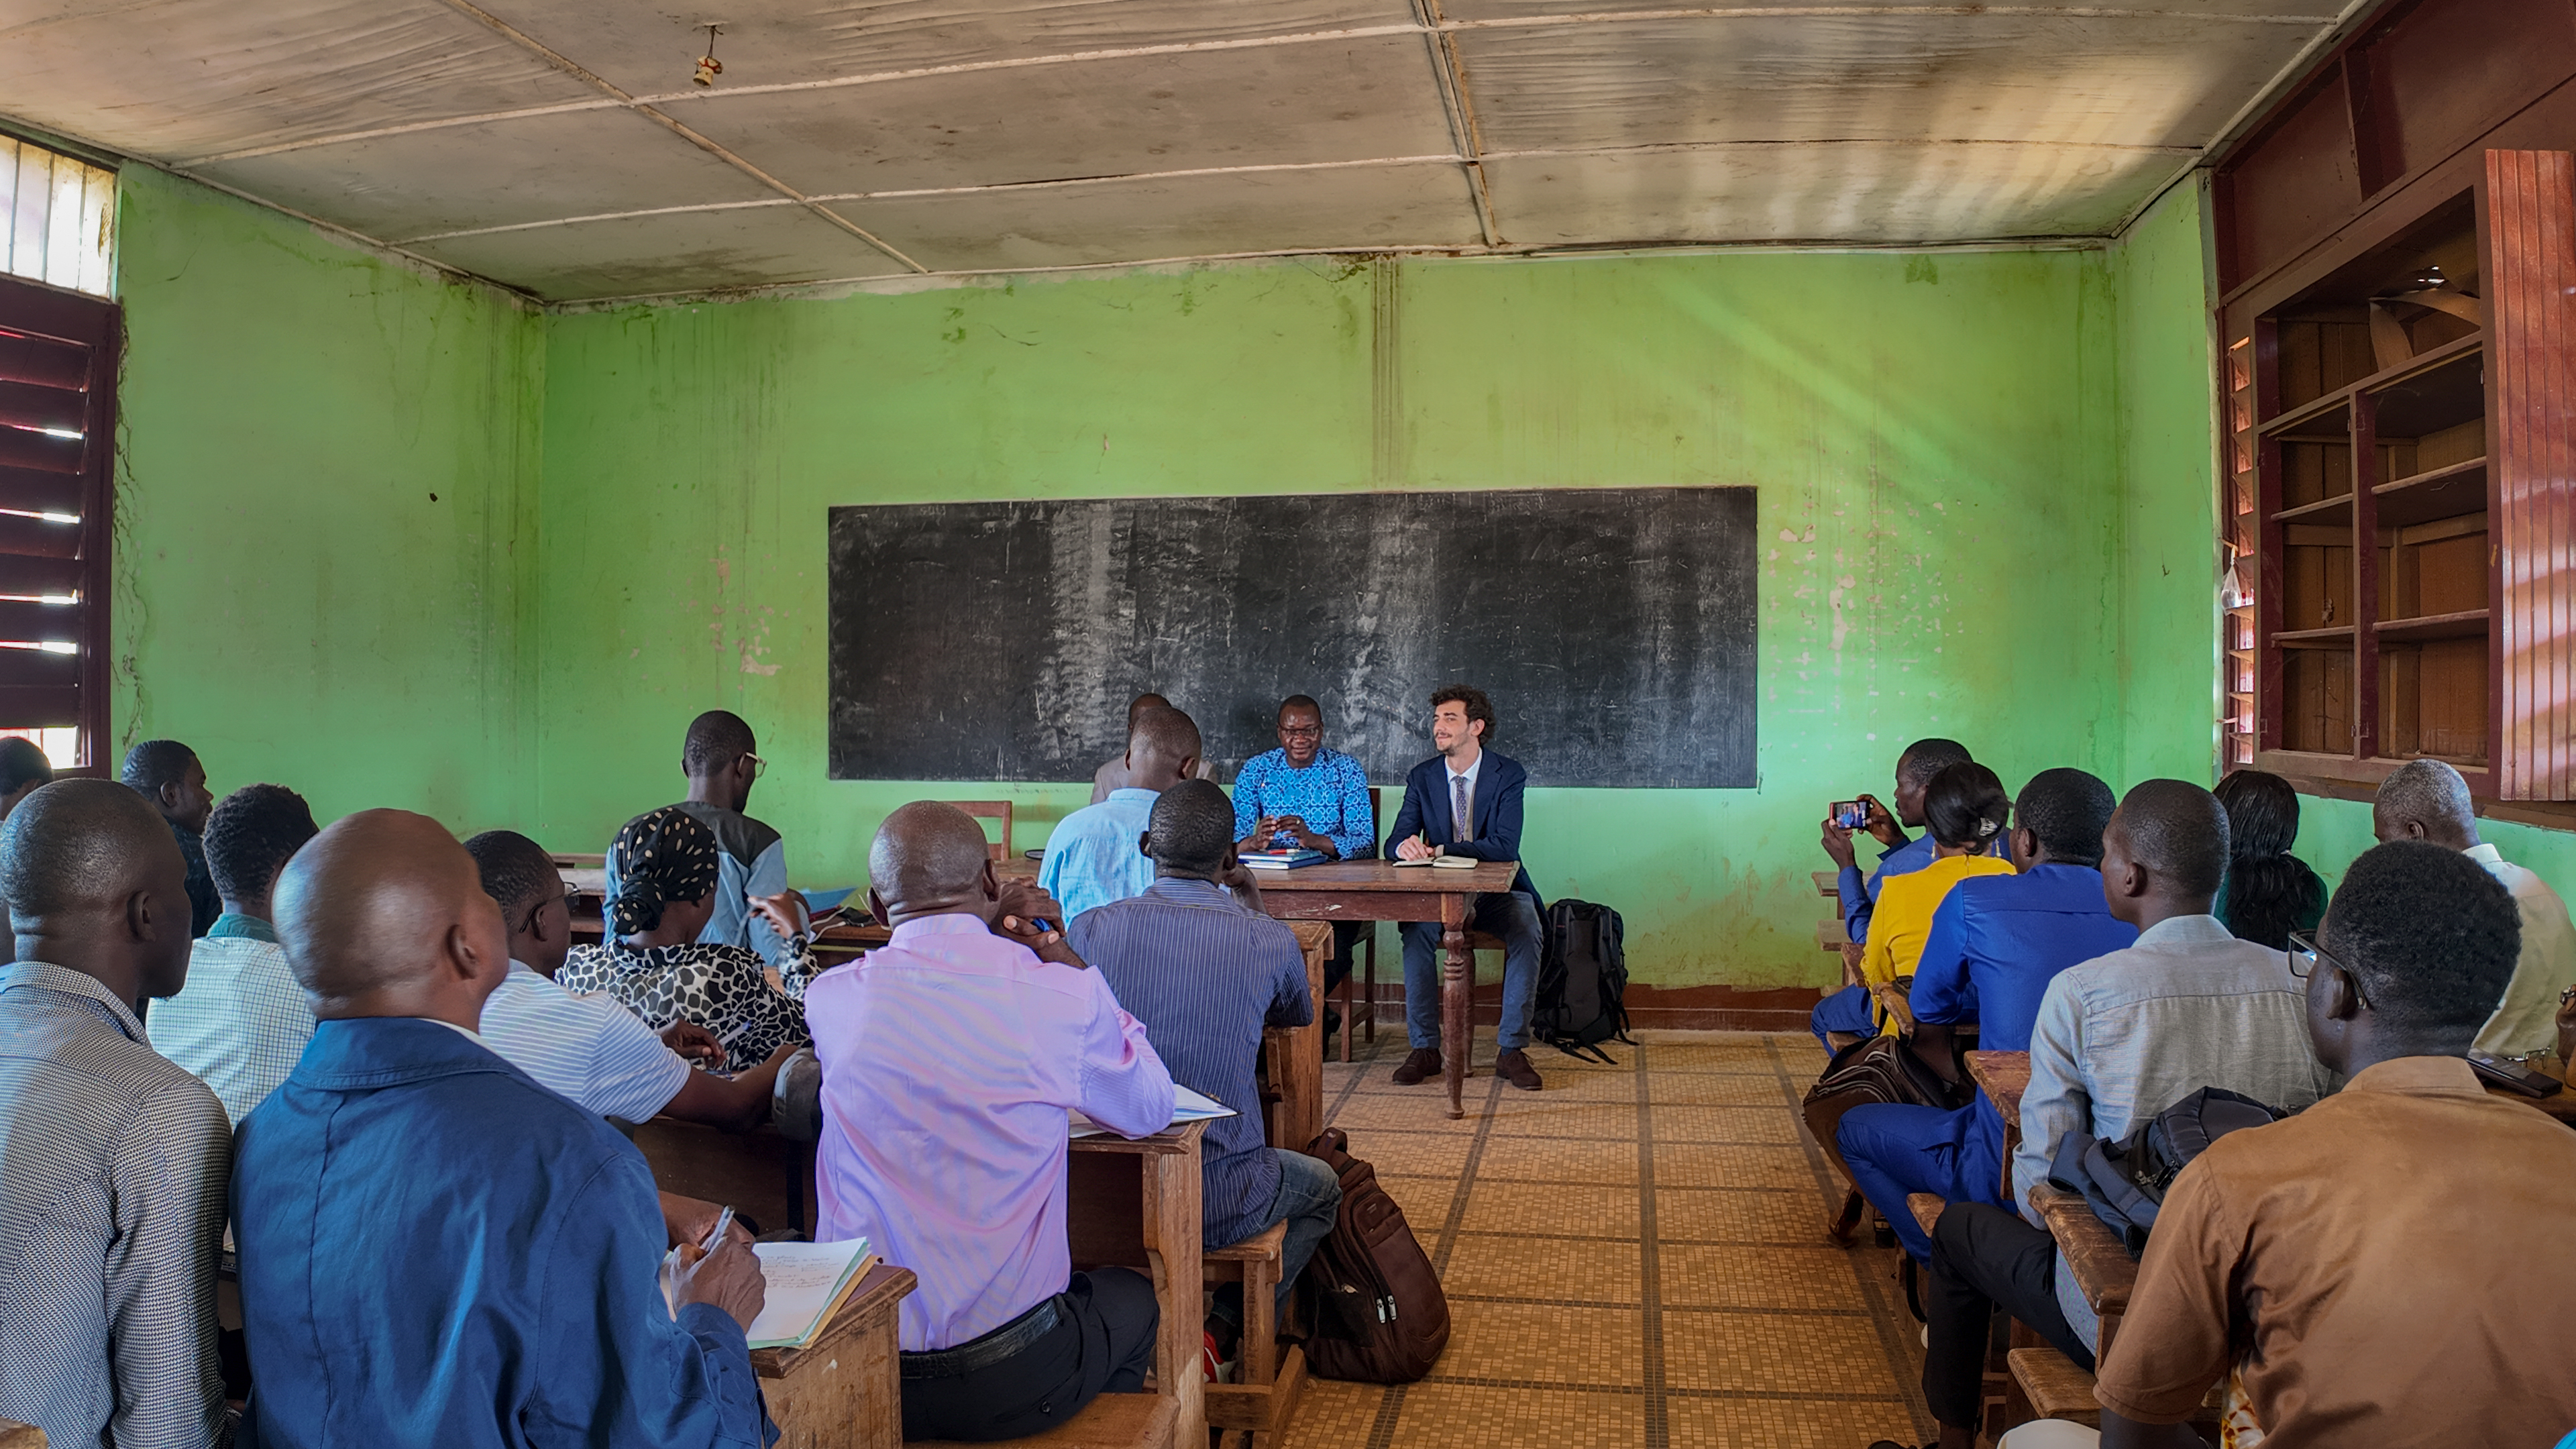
[{"left": 607, "top": 806, "right": 720, "bottom": 937}]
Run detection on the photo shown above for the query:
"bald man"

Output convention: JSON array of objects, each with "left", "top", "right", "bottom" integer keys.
[
  {"left": 1043, "top": 704, "right": 1203, "bottom": 922},
  {"left": 229, "top": 810, "right": 775, "bottom": 1448},
  {"left": 807, "top": 802, "right": 1174, "bottom": 1442},
  {"left": 2373, "top": 758, "right": 2576, "bottom": 1057},
  {"left": 0, "top": 780, "right": 229, "bottom": 1449}
]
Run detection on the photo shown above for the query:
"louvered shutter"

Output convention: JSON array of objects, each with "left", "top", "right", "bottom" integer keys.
[{"left": 0, "top": 274, "right": 117, "bottom": 759}]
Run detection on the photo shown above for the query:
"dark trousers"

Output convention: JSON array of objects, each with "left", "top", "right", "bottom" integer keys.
[
  {"left": 1923, "top": 1202, "right": 2096, "bottom": 1431},
  {"left": 899, "top": 1269, "right": 1159, "bottom": 1442}
]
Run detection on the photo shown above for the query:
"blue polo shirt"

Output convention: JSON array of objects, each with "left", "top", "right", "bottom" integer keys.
[{"left": 1911, "top": 861, "right": 2137, "bottom": 1168}]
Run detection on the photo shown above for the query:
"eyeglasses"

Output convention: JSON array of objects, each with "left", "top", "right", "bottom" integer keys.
[
  {"left": 741, "top": 752, "right": 769, "bottom": 780},
  {"left": 2286, "top": 930, "right": 2372, "bottom": 1011},
  {"left": 1278, "top": 723, "right": 1322, "bottom": 739}
]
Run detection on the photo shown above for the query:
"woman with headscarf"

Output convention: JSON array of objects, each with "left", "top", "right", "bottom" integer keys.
[
  {"left": 2210, "top": 767, "right": 2326, "bottom": 951},
  {"left": 557, "top": 805, "right": 816, "bottom": 1073}
]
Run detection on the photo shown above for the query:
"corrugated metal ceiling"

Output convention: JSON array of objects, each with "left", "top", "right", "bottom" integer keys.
[{"left": 0, "top": 0, "right": 2357, "bottom": 301}]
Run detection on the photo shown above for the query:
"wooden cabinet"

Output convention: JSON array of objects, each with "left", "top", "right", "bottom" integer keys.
[{"left": 2213, "top": 0, "right": 2576, "bottom": 806}]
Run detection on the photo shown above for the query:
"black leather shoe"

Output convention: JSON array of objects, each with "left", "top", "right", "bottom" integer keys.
[
  {"left": 1391, "top": 1047, "right": 1442, "bottom": 1085},
  {"left": 1495, "top": 1049, "right": 1543, "bottom": 1091}
]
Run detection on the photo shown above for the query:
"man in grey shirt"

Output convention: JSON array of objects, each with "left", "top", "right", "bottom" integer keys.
[
  {"left": 1888, "top": 780, "right": 2333, "bottom": 1449},
  {"left": 0, "top": 780, "right": 231, "bottom": 1448}
]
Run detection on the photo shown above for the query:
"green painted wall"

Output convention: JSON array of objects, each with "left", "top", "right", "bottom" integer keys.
[
  {"left": 112, "top": 167, "right": 543, "bottom": 828},
  {"left": 536, "top": 247, "right": 2152, "bottom": 990}
]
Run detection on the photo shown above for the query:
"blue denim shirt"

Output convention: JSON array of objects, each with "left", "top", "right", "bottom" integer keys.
[{"left": 1038, "top": 788, "right": 1160, "bottom": 922}]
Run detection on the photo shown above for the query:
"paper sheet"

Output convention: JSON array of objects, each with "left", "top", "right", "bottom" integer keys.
[
  {"left": 745, "top": 1238, "right": 873, "bottom": 1350},
  {"left": 1068, "top": 1083, "right": 1235, "bottom": 1139}
]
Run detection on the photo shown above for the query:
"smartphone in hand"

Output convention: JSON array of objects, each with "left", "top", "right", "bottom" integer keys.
[
  {"left": 2469, "top": 1053, "right": 2564, "bottom": 1097},
  {"left": 1829, "top": 800, "right": 1869, "bottom": 830}
]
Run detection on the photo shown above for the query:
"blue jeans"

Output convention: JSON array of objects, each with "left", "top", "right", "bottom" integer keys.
[
  {"left": 1811, "top": 983, "right": 1875, "bottom": 1052},
  {"left": 1244, "top": 1148, "right": 1342, "bottom": 1313},
  {"left": 1835, "top": 1100, "right": 2001, "bottom": 1261},
  {"left": 1401, "top": 890, "right": 1543, "bottom": 1052}
]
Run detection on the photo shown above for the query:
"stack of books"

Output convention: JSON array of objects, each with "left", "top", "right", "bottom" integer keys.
[{"left": 1242, "top": 847, "right": 1329, "bottom": 871}]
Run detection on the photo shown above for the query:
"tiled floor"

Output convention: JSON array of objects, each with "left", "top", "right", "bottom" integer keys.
[{"left": 1279, "top": 1028, "right": 1936, "bottom": 1449}]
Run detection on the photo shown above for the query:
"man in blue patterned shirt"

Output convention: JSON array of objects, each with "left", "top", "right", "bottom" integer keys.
[{"left": 1232, "top": 694, "right": 1375, "bottom": 1018}]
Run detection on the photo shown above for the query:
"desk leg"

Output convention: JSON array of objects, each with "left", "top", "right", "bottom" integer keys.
[{"left": 1441, "top": 892, "right": 1470, "bottom": 1120}]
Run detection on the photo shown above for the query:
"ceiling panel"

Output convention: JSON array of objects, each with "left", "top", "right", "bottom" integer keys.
[
  {"left": 1485, "top": 143, "right": 2174, "bottom": 246},
  {"left": 676, "top": 34, "right": 1456, "bottom": 199},
  {"left": 3, "top": 1, "right": 601, "bottom": 162},
  {"left": 835, "top": 162, "right": 1483, "bottom": 272},
  {"left": 192, "top": 107, "right": 775, "bottom": 242},
  {"left": 488, "top": 0, "right": 1418, "bottom": 97},
  {"left": 1440, "top": 0, "right": 2345, "bottom": 17},
  {"left": 1456, "top": 14, "right": 2322, "bottom": 153},
  {"left": 406, "top": 202, "right": 906, "bottom": 299}
]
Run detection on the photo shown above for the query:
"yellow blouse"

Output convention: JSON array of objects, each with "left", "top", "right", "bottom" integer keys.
[{"left": 1858, "top": 853, "right": 2017, "bottom": 1034}]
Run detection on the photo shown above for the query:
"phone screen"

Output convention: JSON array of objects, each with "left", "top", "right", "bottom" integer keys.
[{"left": 1831, "top": 800, "right": 1868, "bottom": 830}]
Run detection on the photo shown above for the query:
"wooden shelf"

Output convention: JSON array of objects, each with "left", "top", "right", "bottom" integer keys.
[
  {"left": 2377, "top": 608, "right": 2489, "bottom": 641},
  {"left": 2273, "top": 492, "right": 2353, "bottom": 525},
  {"left": 2275, "top": 625, "right": 2356, "bottom": 647},
  {"left": 2373, "top": 455, "right": 2487, "bottom": 528},
  {"left": 2259, "top": 331, "right": 2483, "bottom": 439}
]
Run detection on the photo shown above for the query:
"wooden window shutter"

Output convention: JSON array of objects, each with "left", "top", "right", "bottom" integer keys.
[{"left": 0, "top": 273, "right": 116, "bottom": 761}]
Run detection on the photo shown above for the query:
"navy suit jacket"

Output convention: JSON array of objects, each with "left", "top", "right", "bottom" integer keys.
[{"left": 1385, "top": 749, "right": 1542, "bottom": 902}]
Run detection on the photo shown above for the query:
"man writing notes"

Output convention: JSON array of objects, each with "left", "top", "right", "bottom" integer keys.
[
  {"left": 231, "top": 810, "right": 774, "bottom": 1446},
  {"left": 1387, "top": 685, "right": 1547, "bottom": 1092},
  {"left": 808, "top": 803, "right": 1175, "bottom": 1442},
  {"left": 1232, "top": 692, "right": 1376, "bottom": 1010}
]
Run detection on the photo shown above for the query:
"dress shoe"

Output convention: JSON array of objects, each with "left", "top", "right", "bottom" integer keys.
[
  {"left": 1390, "top": 1046, "right": 1443, "bottom": 1085},
  {"left": 1495, "top": 1048, "right": 1543, "bottom": 1091}
]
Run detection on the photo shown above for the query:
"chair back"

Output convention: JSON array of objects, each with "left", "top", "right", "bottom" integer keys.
[{"left": 947, "top": 801, "right": 1013, "bottom": 860}]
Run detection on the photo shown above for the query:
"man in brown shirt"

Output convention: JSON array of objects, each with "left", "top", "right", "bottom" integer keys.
[{"left": 2089, "top": 839, "right": 2576, "bottom": 1449}]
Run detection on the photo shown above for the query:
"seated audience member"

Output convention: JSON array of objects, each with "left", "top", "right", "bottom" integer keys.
[
  {"left": 121, "top": 737, "right": 220, "bottom": 937},
  {"left": 2062, "top": 841, "right": 2576, "bottom": 1448},
  {"left": 1872, "top": 779, "right": 2335, "bottom": 1449},
  {"left": 0, "top": 735, "right": 53, "bottom": 818},
  {"left": 1091, "top": 691, "right": 1214, "bottom": 802},
  {"left": 467, "top": 828, "right": 792, "bottom": 1130},
  {"left": 1387, "top": 684, "right": 1547, "bottom": 1091},
  {"left": 1814, "top": 737, "right": 1976, "bottom": 1046},
  {"left": 2210, "top": 768, "right": 2325, "bottom": 949},
  {"left": 1835, "top": 767, "right": 2131, "bottom": 1260},
  {"left": 610, "top": 710, "right": 798, "bottom": 968},
  {"left": 1042, "top": 704, "right": 1202, "bottom": 922},
  {"left": 804, "top": 802, "right": 1175, "bottom": 1442},
  {"left": 1851, "top": 761, "right": 2016, "bottom": 1034},
  {"left": 231, "top": 809, "right": 773, "bottom": 1445},
  {"left": 2373, "top": 757, "right": 2576, "bottom": 1057},
  {"left": 0, "top": 780, "right": 229, "bottom": 1448},
  {"left": 1232, "top": 692, "right": 1376, "bottom": 1010},
  {"left": 154, "top": 783, "right": 324, "bottom": 1124},
  {"left": 1074, "top": 782, "right": 1344, "bottom": 1316},
  {"left": 560, "top": 805, "right": 814, "bottom": 1073}
]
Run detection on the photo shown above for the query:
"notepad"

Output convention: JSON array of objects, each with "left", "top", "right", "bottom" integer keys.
[
  {"left": 743, "top": 1238, "right": 878, "bottom": 1350},
  {"left": 1069, "top": 1083, "right": 1236, "bottom": 1139},
  {"left": 803, "top": 885, "right": 858, "bottom": 912},
  {"left": 1393, "top": 854, "right": 1478, "bottom": 869}
]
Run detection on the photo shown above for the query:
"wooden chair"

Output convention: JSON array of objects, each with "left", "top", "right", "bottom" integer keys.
[
  {"left": 1203, "top": 1222, "right": 1306, "bottom": 1449},
  {"left": 947, "top": 801, "right": 1014, "bottom": 861},
  {"left": 2004, "top": 1346, "right": 2227, "bottom": 1432}
]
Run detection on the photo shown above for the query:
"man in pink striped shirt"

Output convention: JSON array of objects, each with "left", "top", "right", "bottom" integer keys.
[{"left": 805, "top": 802, "right": 1177, "bottom": 1442}]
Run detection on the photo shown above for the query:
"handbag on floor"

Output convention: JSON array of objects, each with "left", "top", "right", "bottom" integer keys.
[
  {"left": 1296, "top": 1127, "right": 1449, "bottom": 1383},
  {"left": 1801, "top": 1017, "right": 1973, "bottom": 1240}
]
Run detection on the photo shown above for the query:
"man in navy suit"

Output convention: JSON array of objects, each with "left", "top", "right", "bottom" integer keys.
[{"left": 1386, "top": 685, "right": 1547, "bottom": 1091}]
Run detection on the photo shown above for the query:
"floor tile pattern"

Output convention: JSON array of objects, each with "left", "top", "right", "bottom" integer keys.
[{"left": 1279, "top": 1029, "right": 1935, "bottom": 1449}]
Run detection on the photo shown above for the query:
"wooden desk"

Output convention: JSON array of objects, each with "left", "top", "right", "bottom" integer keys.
[
  {"left": 1965, "top": 1051, "right": 2031, "bottom": 1130},
  {"left": 1067, "top": 1122, "right": 1208, "bottom": 1446},
  {"left": 631, "top": 1118, "right": 818, "bottom": 1238},
  {"left": 1813, "top": 870, "right": 1841, "bottom": 898},
  {"left": 755, "top": 1262, "right": 917, "bottom": 1449},
  {"left": 0, "top": 1420, "right": 39, "bottom": 1448},
  {"left": 1870, "top": 978, "right": 1914, "bottom": 1036},
  {"left": 1264, "top": 922, "right": 1331, "bottom": 1152},
  {"left": 1251, "top": 859, "right": 1525, "bottom": 1119},
  {"left": 2029, "top": 1181, "right": 2136, "bottom": 1358}
]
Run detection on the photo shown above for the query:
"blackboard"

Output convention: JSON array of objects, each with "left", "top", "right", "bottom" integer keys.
[{"left": 827, "top": 486, "right": 1756, "bottom": 788}]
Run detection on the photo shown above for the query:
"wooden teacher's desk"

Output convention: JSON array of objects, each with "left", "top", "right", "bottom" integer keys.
[{"left": 1251, "top": 859, "right": 1524, "bottom": 1120}]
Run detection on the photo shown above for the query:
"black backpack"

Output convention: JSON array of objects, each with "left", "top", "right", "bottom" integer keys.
[
  {"left": 2048, "top": 1085, "right": 2286, "bottom": 1258},
  {"left": 1532, "top": 900, "right": 1634, "bottom": 1063}
]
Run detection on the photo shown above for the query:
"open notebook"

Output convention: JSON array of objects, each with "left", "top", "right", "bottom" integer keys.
[
  {"left": 663, "top": 1237, "right": 877, "bottom": 1352},
  {"left": 1068, "top": 1083, "right": 1234, "bottom": 1140}
]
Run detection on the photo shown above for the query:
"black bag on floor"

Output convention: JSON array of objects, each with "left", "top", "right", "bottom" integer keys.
[
  {"left": 2049, "top": 1085, "right": 2284, "bottom": 1258},
  {"left": 1533, "top": 900, "right": 1634, "bottom": 1063}
]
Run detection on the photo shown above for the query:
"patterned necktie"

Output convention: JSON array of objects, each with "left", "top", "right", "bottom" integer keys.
[{"left": 1452, "top": 774, "right": 1473, "bottom": 843}]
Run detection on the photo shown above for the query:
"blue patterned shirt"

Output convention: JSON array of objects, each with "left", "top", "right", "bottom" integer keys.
[{"left": 1230, "top": 747, "right": 1375, "bottom": 860}]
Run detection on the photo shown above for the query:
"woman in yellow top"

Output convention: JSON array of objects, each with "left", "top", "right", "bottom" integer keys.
[{"left": 1858, "top": 761, "right": 2016, "bottom": 1034}]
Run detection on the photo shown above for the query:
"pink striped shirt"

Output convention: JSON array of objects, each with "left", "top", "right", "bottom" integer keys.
[{"left": 804, "top": 912, "right": 1175, "bottom": 1351}]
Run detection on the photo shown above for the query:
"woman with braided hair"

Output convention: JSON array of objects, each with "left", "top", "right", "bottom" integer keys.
[{"left": 557, "top": 805, "right": 816, "bottom": 1073}]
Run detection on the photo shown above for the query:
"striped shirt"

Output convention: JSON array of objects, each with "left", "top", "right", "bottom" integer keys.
[
  {"left": 0, "top": 961, "right": 232, "bottom": 1449},
  {"left": 152, "top": 914, "right": 314, "bottom": 1126},
  {"left": 478, "top": 961, "right": 694, "bottom": 1124},
  {"left": 1074, "top": 878, "right": 1313, "bottom": 1248}
]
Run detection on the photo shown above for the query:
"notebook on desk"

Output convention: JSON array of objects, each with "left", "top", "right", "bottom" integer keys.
[
  {"left": 1242, "top": 848, "right": 1328, "bottom": 870},
  {"left": 1068, "top": 1083, "right": 1234, "bottom": 1139},
  {"left": 1393, "top": 854, "right": 1478, "bottom": 869},
  {"left": 745, "top": 1238, "right": 879, "bottom": 1351}
]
